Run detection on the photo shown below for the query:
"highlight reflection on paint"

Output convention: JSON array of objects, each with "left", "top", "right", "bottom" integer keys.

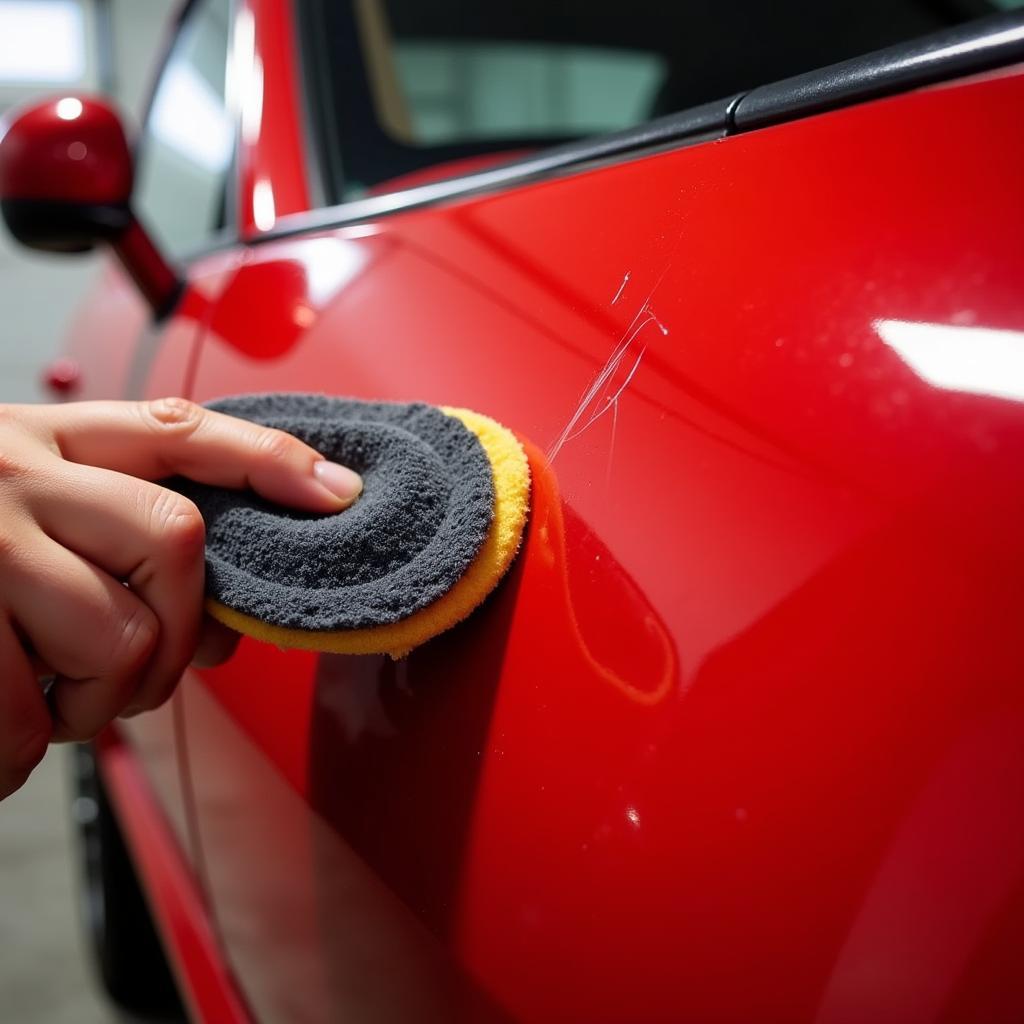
[{"left": 876, "top": 318, "right": 1024, "bottom": 403}]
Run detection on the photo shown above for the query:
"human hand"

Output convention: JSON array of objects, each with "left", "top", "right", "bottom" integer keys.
[{"left": 0, "top": 397, "right": 362, "bottom": 799}]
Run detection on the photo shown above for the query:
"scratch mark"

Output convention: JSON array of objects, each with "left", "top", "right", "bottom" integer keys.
[
  {"left": 548, "top": 261, "right": 675, "bottom": 463},
  {"left": 561, "top": 343, "right": 647, "bottom": 447},
  {"left": 611, "top": 271, "right": 631, "bottom": 306},
  {"left": 547, "top": 305, "right": 653, "bottom": 461}
]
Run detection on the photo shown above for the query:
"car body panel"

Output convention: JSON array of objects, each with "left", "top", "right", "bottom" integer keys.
[
  {"left": 96, "top": 726, "right": 253, "bottom": 1023},
  {"left": 235, "top": 0, "right": 310, "bottom": 237},
  {"left": 161, "top": 63, "right": 1024, "bottom": 1022}
]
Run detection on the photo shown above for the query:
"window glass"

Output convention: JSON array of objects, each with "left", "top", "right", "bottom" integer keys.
[
  {"left": 389, "top": 42, "right": 666, "bottom": 146},
  {"left": 135, "top": 0, "right": 233, "bottom": 258},
  {"left": 313, "top": 0, "right": 1018, "bottom": 201}
]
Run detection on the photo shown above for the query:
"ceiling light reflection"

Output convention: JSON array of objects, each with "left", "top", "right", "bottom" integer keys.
[
  {"left": 252, "top": 178, "right": 276, "bottom": 231},
  {"left": 55, "top": 96, "right": 82, "bottom": 121},
  {"left": 875, "top": 318, "right": 1024, "bottom": 403},
  {"left": 291, "top": 237, "right": 368, "bottom": 306}
]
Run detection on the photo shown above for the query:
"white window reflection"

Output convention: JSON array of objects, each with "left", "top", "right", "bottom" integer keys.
[
  {"left": 875, "top": 318, "right": 1024, "bottom": 403},
  {"left": 150, "top": 62, "right": 232, "bottom": 173}
]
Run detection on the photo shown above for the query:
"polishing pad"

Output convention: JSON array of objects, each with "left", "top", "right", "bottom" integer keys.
[{"left": 175, "top": 394, "right": 530, "bottom": 657}]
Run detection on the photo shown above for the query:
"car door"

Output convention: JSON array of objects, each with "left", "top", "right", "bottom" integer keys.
[{"left": 179, "top": 2, "right": 1024, "bottom": 1021}]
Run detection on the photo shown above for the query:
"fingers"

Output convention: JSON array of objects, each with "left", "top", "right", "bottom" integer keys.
[
  {"left": 32, "top": 463, "right": 205, "bottom": 713},
  {"left": 30, "top": 397, "right": 363, "bottom": 513},
  {"left": 7, "top": 535, "right": 158, "bottom": 741},
  {"left": 0, "top": 617, "right": 51, "bottom": 800},
  {"left": 0, "top": 399, "right": 278, "bottom": 793}
]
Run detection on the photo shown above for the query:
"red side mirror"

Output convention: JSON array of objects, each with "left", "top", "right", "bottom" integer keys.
[{"left": 0, "top": 95, "right": 181, "bottom": 317}]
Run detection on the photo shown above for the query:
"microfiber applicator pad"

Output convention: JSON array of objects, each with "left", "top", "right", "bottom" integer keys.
[{"left": 174, "top": 394, "right": 530, "bottom": 657}]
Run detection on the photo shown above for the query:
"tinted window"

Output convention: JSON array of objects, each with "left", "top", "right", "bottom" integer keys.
[
  {"left": 310, "top": 0, "right": 1016, "bottom": 200},
  {"left": 135, "top": 0, "right": 233, "bottom": 258}
]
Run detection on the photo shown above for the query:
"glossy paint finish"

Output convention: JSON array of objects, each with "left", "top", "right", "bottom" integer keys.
[
  {"left": 180, "top": 666, "right": 507, "bottom": 1022},
  {"left": 234, "top": 0, "right": 309, "bottom": 237},
  {"left": 170, "top": 61, "right": 1024, "bottom": 1024},
  {"left": 96, "top": 728, "right": 252, "bottom": 1024},
  {"left": 0, "top": 95, "right": 131, "bottom": 203}
]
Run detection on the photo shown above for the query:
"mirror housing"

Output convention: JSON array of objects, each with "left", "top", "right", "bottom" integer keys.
[{"left": 0, "top": 95, "right": 181, "bottom": 317}]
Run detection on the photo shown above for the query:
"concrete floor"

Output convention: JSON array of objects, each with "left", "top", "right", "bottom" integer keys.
[{"left": 0, "top": 750, "right": 121, "bottom": 1023}]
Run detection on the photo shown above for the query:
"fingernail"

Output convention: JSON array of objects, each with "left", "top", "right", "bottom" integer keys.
[{"left": 313, "top": 460, "right": 363, "bottom": 504}]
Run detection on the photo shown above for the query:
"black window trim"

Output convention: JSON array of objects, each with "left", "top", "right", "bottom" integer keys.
[{"left": 185, "top": 7, "right": 1024, "bottom": 259}]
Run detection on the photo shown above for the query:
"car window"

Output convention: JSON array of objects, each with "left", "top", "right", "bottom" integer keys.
[
  {"left": 310, "top": 0, "right": 1020, "bottom": 202},
  {"left": 134, "top": 0, "right": 233, "bottom": 259},
  {"left": 379, "top": 39, "right": 666, "bottom": 146}
]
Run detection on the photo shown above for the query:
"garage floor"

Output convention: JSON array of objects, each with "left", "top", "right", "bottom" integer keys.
[{"left": 0, "top": 750, "right": 119, "bottom": 1023}]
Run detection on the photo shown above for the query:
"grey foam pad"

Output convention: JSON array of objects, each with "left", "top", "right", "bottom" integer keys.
[{"left": 172, "top": 394, "right": 495, "bottom": 631}]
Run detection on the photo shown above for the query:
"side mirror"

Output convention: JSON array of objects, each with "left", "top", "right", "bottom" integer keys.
[{"left": 0, "top": 95, "right": 181, "bottom": 317}]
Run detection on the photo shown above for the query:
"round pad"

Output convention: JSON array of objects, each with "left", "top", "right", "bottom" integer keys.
[{"left": 176, "top": 395, "right": 530, "bottom": 657}]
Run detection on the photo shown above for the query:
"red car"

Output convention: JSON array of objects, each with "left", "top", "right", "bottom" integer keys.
[{"left": 3, "top": 1, "right": 1024, "bottom": 1021}]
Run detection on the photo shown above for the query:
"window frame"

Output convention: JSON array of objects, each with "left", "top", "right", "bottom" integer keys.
[{"left": 178, "top": 4, "right": 1024, "bottom": 257}]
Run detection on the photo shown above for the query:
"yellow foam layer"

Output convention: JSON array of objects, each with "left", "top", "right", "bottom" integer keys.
[{"left": 206, "top": 407, "right": 531, "bottom": 657}]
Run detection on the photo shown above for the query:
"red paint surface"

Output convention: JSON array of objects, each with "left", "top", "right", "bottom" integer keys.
[
  {"left": 45, "top": 9, "right": 1024, "bottom": 1018},
  {"left": 170, "top": 67, "right": 1024, "bottom": 1023},
  {"left": 96, "top": 727, "right": 253, "bottom": 1024},
  {"left": 236, "top": 0, "right": 310, "bottom": 237},
  {"left": 0, "top": 95, "right": 132, "bottom": 203}
]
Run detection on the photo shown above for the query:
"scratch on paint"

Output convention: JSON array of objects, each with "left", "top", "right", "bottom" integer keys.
[
  {"left": 549, "top": 259, "right": 675, "bottom": 463},
  {"left": 561, "top": 342, "right": 647, "bottom": 448},
  {"left": 611, "top": 271, "right": 631, "bottom": 306},
  {"left": 548, "top": 303, "right": 661, "bottom": 461}
]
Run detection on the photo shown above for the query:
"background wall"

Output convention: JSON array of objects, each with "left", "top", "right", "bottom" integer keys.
[{"left": 0, "top": 4, "right": 177, "bottom": 1022}]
